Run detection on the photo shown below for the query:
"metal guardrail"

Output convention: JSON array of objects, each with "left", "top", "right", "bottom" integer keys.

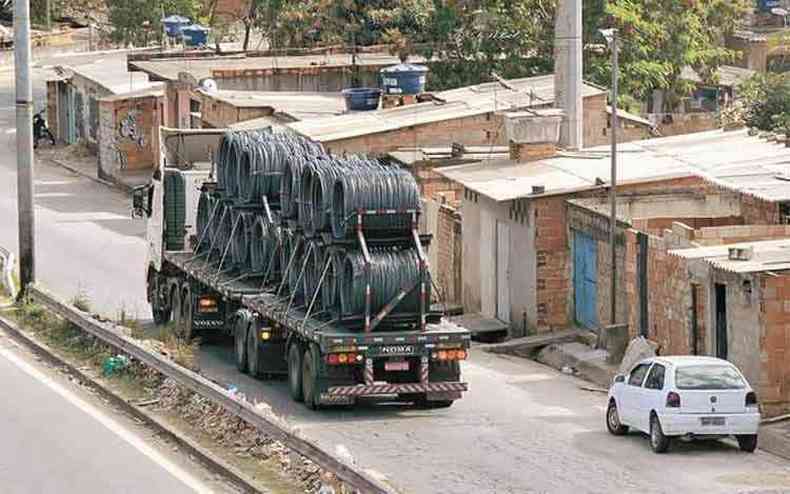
[
  {"left": 28, "top": 285, "right": 393, "bottom": 494},
  {"left": 0, "top": 246, "right": 16, "bottom": 299}
]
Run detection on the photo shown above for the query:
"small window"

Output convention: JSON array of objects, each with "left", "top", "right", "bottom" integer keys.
[
  {"left": 644, "top": 363, "right": 666, "bottom": 390},
  {"left": 628, "top": 363, "right": 651, "bottom": 387}
]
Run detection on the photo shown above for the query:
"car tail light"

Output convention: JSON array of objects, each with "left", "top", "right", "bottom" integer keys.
[
  {"left": 666, "top": 391, "right": 681, "bottom": 408},
  {"left": 746, "top": 391, "right": 758, "bottom": 407}
]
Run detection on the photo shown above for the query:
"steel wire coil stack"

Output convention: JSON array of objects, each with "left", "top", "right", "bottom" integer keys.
[{"left": 194, "top": 129, "right": 429, "bottom": 330}]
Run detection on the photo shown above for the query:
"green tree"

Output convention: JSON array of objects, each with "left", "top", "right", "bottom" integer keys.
[
  {"left": 739, "top": 73, "right": 790, "bottom": 131},
  {"left": 107, "top": 0, "right": 203, "bottom": 46},
  {"left": 598, "top": 0, "right": 749, "bottom": 112}
]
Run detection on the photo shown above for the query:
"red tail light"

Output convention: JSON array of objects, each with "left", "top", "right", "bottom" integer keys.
[
  {"left": 666, "top": 391, "right": 681, "bottom": 408},
  {"left": 746, "top": 391, "right": 758, "bottom": 407},
  {"left": 327, "top": 354, "right": 339, "bottom": 365}
]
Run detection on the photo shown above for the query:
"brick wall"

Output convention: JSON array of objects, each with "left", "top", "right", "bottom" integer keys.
[
  {"left": 740, "top": 193, "right": 780, "bottom": 225},
  {"left": 430, "top": 200, "right": 462, "bottom": 306},
  {"left": 98, "top": 94, "right": 161, "bottom": 180},
  {"left": 695, "top": 224, "right": 790, "bottom": 245},
  {"left": 213, "top": 66, "right": 382, "bottom": 92},
  {"left": 759, "top": 274, "right": 790, "bottom": 416},
  {"left": 535, "top": 196, "right": 570, "bottom": 330},
  {"left": 415, "top": 166, "right": 464, "bottom": 204},
  {"left": 200, "top": 94, "right": 273, "bottom": 128},
  {"left": 583, "top": 93, "right": 608, "bottom": 147},
  {"left": 654, "top": 113, "right": 717, "bottom": 137}
]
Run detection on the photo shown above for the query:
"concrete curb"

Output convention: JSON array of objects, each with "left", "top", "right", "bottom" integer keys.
[
  {"left": 0, "top": 314, "right": 267, "bottom": 494},
  {"left": 758, "top": 422, "right": 790, "bottom": 461}
]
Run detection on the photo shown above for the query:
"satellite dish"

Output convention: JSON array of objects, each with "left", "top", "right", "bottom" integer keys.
[
  {"left": 772, "top": 7, "right": 788, "bottom": 16},
  {"left": 199, "top": 78, "right": 218, "bottom": 92}
]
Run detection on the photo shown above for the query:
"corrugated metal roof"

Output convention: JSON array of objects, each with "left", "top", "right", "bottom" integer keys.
[
  {"left": 671, "top": 239, "right": 790, "bottom": 273},
  {"left": 289, "top": 75, "right": 606, "bottom": 142},
  {"left": 680, "top": 65, "right": 756, "bottom": 88},
  {"left": 438, "top": 129, "right": 790, "bottom": 203}
]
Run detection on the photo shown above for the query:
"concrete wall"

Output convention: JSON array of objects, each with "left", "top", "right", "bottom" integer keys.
[
  {"left": 97, "top": 94, "right": 162, "bottom": 180},
  {"left": 200, "top": 94, "right": 273, "bottom": 128},
  {"left": 49, "top": 74, "right": 113, "bottom": 150},
  {"left": 726, "top": 35, "right": 769, "bottom": 72},
  {"left": 212, "top": 66, "right": 382, "bottom": 92},
  {"left": 461, "top": 190, "right": 537, "bottom": 336}
]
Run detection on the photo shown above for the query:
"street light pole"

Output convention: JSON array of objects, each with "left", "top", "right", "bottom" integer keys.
[
  {"left": 599, "top": 28, "right": 619, "bottom": 325},
  {"left": 15, "top": 0, "right": 36, "bottom": 293}
]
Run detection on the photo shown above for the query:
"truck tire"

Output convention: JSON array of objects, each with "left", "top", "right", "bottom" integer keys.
[
  {"left": 246, "top": 319, "right": 261, "bottom": 378},
  {"left": 148, "top": 271, "right": 170, "bottom": 325},
  {"left": 180, "top": 287, "right": 194, "bottom": 341},
  {"left": 288, "top": 343, "right": 303, "bottom": 402},
  {"left": 234, "top": 315, "right": 248, "bottom": 373},
  {"left": 172, "top": 286, "right": 182, "bottom": 332},
  {"left": 301, "top": 344, "right": 321, "bottom": 410}
]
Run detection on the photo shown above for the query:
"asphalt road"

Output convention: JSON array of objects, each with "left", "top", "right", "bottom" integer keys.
[
  {"left": 0, "top": 333, "right": 225, "bottom": 494},
  {"left": 1, "top": 49, "right": 789, "bottom": 494}
]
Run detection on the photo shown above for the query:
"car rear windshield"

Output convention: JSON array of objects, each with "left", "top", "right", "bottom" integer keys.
[{"left": 675, "top": 365, "right": 746, "bottom": 390}]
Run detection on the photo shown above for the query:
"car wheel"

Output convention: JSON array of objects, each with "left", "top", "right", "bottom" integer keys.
[
  {"left": 288, "top": 343, "right": 303, "bottom": 402},
  {"left": 736, "top": 434, "right": 758, "bottom": 453},
  {"left": 606, "top": 400, "right": 629, "bottom": 436},
  {"left": 649, "top": 414, "right": 671, "bottom": 453}
]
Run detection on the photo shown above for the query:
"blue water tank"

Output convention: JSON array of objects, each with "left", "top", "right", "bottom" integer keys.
[
  {"left": 379, "top": 64, "right": 429, "bottom": 95},
  {"left": 182, "top": 24, "right": 209, "bottom": 47},
  {"left": 162, "top": 15, "right": 191, "bottom": 38},
  {"left": 342, "top": 88, "right": 382, "bottom": 111}
]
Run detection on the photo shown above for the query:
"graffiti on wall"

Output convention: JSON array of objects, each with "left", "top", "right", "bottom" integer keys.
[{"left": 118, "top": 109, "right": 146, "bottom": 149}]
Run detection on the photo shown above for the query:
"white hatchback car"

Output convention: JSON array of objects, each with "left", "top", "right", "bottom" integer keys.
[{"left": 606, "top": 356, "right": 760, "bottom": 453}]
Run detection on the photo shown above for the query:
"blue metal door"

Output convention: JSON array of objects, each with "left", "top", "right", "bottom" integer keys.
[{"left": 574, "top": 231, "right": 598, "bottom": 328}]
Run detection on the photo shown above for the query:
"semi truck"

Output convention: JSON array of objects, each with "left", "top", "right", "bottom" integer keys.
[{"left": 133, "top": 127, "right": 470, "bottom": 409}]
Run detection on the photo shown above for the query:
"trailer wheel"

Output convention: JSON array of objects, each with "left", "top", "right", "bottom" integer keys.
[
  {"left": 288, "top": 343, "right": 303, "bottom": 402},
  {"left": 302, "top": 344, "right": 321, "bottom": 410},
  {"left": 246, "top": 320, "right": 261, "bottom": 378},
  {"left": 148, "top": 271, "right": 170, "bottom": 325},
  {"left": 180, "top": 287, "right": 194, "bottom": 341},
  {"left": 171, "top": 286, "right": 182, "bottom": 332},
  {"left": 234, "top": 315, "right": 248, "bottom": 373}
]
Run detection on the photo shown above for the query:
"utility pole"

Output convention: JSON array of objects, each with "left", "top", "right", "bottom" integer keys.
[
  {"left": 16, "top": 0, "right": 36, "bottom": 292},
  {"left": 44, "top": 0, "right": 51, "bottom": 30},
  {"left": 600, "top": 28, "right": 619, "bottom": 325}
]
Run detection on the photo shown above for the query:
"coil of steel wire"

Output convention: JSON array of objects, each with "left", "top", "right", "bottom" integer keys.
[
  {"left": 337, "top": 249, "right": 429, "bottom": 319},
  {"left": 230, "top": 209, "right": 254, "bottom": 269},
  {"left": 330, "top": 164, "right": 420, "bottom": 239},
  {"left": 249, "top": 213, "right": 281, "bottom": 276},
  {"left": 195, "top": 191, "right": 218, "bottom": 252},
  {"left": 302, "top": 241, "right": 327, "bottom": 309}
]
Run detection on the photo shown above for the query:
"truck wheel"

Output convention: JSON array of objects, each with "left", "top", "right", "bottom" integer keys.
[
  {"left": 288, "top": 343, "right": 303, "bottom": 402},
  {"left": 301, "top": 344, "right": 321, "bottom": 410},
  {"left": 246, "top": 320, "right": 261, "bottom": 378},
  {"left": 171, "top": 286, "right": 182, "bottom": 332},
  {"left": 234, "top": 316, "right": 248, "bottom": 373},
  {"left": 149, "top": 271, "right": 170, "bottom": 324},
  {"left": 181, "top": 287, "right": 194, "bottom": 341}
]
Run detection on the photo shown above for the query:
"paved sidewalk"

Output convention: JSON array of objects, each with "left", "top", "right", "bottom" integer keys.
[
  {"left": 761, "top": 419, "right": 790, "bottom": 461},
  {"left": 36, "top": 145, "right": 149, "bottom": 193}
]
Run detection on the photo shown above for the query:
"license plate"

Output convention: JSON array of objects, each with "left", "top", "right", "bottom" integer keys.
[
  {"left": 700, "top": 417, "right": 726, "bottom": 426},
  {"left": 385, "top": 361, "right": 409, "bottom": 372}
]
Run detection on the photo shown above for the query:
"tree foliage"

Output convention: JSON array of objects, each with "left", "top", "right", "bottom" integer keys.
[
  {"left": 597, "top": 0, "right": 750, "bottom": 111},
  {"left": 739, "top": 73, "right": 790, "bottom": 131},
  {"left": 107, "top": 0, "right": 204, "bottom": 46}
]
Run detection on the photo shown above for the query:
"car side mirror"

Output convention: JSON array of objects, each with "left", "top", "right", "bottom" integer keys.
[
  {"left": 614, "top": 374, "right": 625, "bottom": 384},
  {"left": 131, "top": 184, "right": 152, "bottom": 219}
]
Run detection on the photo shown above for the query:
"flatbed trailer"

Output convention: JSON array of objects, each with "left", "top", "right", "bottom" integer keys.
[{"left": 138, "top": 128, "right": 471, "bottom": 409}]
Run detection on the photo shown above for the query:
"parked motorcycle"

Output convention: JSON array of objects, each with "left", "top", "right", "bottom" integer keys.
[{"left": 33, "top": 110, "right": 56, "bottom": 149}]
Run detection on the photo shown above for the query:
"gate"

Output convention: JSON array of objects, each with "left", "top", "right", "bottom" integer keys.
[{"left": 574, "top": 231, "right": 598, "bottom": 328}]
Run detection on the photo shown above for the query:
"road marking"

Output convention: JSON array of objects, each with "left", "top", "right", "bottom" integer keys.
[
  {"left": 53, "top": 212, "right": 129, "bottom": 222},
  {"left": 35, "top": 180, "right": 78, "bottom": 186},
  {"left": 35, "top": 192, "right": 75, "bottom": 198},
  {"left": 0, "top": 345, "right": 212, "bottom": 494}
]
